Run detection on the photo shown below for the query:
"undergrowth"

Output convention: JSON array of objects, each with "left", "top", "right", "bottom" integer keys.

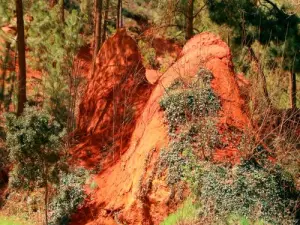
[
  {"left": 158, "top": 68, "right": 299, "bottom": 224},
  {"left": 49, "top": 168, "right": 88, "bottom": 225},
  {"left": 199, "top": 161, "right": 298, "bottom": 224}
]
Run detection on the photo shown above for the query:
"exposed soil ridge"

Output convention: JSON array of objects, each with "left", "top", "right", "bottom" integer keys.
[{"left": 71, "top": 31, "right": 250, "bottom": 225}]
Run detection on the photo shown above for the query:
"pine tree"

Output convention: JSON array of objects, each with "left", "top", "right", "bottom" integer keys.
[
  {"left": 206, "top": 0, "right": 300, "bottom": 108},
  {"left": 27, "top": 1, "right": 84, "bottom": 130}
]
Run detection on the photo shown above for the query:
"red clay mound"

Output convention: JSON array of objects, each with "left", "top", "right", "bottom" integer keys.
[
  {"left": 71, "top": 32, "right": 250, "bottom": 225},
  {"left": 71, "top": 29, "right": 152, "bottom": 168}
]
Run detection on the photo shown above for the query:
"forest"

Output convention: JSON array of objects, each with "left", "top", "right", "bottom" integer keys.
[{"left": 0, "top": 0, "right": 299, "bottom": 225}]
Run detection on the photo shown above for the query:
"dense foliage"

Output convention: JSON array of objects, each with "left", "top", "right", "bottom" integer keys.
[
  {"left": 159, "top": 68, "right": 299, "bottom": 224},
  {"left": 200, "top": 161, "right": 298, "bottom": 224},
  {"left": 49, "top": 168, "right": 88, "bottom": 225},
  {"left": 5, "top": 106, "right": 65, "bottom": 189}
]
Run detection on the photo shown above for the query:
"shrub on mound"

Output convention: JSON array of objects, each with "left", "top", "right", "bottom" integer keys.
[
  {"left": 199, "top": 160, "right": 299, "bottom": 224},
  {"left": 159, "top": 68, "right": 299, "bottom": 224}
]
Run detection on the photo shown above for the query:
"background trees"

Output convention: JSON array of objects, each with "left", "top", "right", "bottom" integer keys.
[{"left": 204, "top": 0, "right": 299, "bottom": 109}]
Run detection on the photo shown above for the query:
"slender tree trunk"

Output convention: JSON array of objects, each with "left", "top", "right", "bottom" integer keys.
[
  {"left": 44, "top": 168, "right": 49, "bottom": 225},
  {"left": 15, "top": 0, "right": 27, "bottom": 116},
  {"left": 185, "top": 0, "right": 194, "bottom": 40},
  {"left": 120, "top": 0, "right": 123, "bottom": 28},
  {"left": 289, "top": 71, "right": 296, "bottom": 109},
  {"left": 92, "top": 0, "right": 103, "bottom": 76},
  {"left": 102, "top": 0, "right": 110, "bottom": 43},
  {"left": 117, "top": 0, "right": 122, "bottom": 29},
  {"left": 248, "top": 47, "right": 272, "bottom": 106}
]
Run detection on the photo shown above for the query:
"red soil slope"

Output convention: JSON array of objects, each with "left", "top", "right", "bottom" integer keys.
[
  {"left": 71, "top": 31, "right": 250, "bottom": 225},
  {"left": 72, "top": 29, "right": 152, "bottom": 169}
]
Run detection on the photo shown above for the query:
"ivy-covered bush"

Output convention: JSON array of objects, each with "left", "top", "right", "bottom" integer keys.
[
  {"left": 158, "top": 68, "right": 299, "bottom": 224},
  {"left": 49, "top": 168, "right": 88, "bottom": 225},
  {"left": 5, "top": 106, "right": 65, "bottom": 190},
  {"left": 199, "top": 161, "right": 299, "bottom": 224},
  {"left": 158, "top": 68, "right": 221, "bottom": 186},
  {"left": 159, "top": 69, "right": 220, "bottom": 133}
]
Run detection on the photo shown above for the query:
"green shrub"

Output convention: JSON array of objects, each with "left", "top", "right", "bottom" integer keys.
[
  {"left": 199, "top": 161, "right": 299, "bottom": 224},
  {"left": 5, "top": 106, "right": 65, "bottom": 190},
  {"left": 159, "top": 69, "right": 220, "bottom": 134},
  {"left": 158, "top": 68, "right": 221, "bottom": 188},
  {"left": 159, "top": 68, "right": 299, "bottom": 224},
  {"left": 5, "top": 106, "right": 66, "bottom": 224},
  {"left": 226, "top": 214, "right": 267, "bottom": 225},
  {"left": 49, "top": 168, "right": 88, "bottom": 225}
]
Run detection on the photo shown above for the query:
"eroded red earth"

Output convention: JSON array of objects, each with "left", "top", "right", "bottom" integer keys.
[{"left": 70, "top": 30, "right": 250, "bottom": 225}]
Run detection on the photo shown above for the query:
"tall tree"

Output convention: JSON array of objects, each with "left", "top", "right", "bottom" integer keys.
[
  {"left": 92, "top": 0, "right": 103, "bottom": 75},
  {"left": 153, "top": 0, "right": 206, "bottom": 40},
  {"left": 15, "top": 0, "right": 27, "bottom": 116},
  {"left": 289, "top": 71, "right": 296, "bottom": 109}
]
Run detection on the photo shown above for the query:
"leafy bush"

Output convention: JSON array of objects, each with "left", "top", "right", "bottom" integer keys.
[
  {"left": 159, "top": 69, "right": 220, "bottom": 134},
  {"left": 5, "top": 106, "right": 65, "bottom": 190},
  {"left": 159, "top": 68, "right": 299, "bottom": 224},
  {"left": 199, "top": 161, "right": 299, "bottom": 224},
  {"left": 49, "top": 168, "right": 88, "bottom": 225},
  {"left": 158, "top": 68, "right": 221, "bottom": 188}
]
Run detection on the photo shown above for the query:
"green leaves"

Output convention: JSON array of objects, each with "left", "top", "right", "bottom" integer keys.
[
  {"left": 200, "top": 162, "right": 298, "bottom": 224},
  {"left": 49, "top": 168, "right": 88, "bottom": 225},
  {"left": 159, "top": 68, "right": 220, "bottom": 134},
  {"left": 26, "top": 2, "right": 84, "bottom": 128},
  {"left": 5, "top": 106, "right": 65, "bottom": 190}
]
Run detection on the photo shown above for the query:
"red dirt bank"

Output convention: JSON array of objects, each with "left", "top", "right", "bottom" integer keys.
[{"left": 70, "top": 31, "right": 250, "bottom": 225}]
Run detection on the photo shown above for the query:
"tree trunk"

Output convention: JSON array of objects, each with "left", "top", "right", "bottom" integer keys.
[
  {"left": 44, "top": 166, "right": 49, "bottom": 225},
  {"left": 15, "top": 0, "right": 27, "bottom": 116},
  {"left": 289, "top": 71, "right": 296, "bottom": 109},
  {"left": 92, "top": 0, "right": 103, "bottom": 76},
  {"left": 117, "top": 0, "right": 122, "bottom": 29},
  {"left": 102, "top": 0, "right": 110, "bottom": 43},
  {"left": 185, "top": 0, "right": 194, "bottom": 40}
]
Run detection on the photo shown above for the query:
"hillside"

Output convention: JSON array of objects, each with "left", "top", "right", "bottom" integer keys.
[{"left": 0, "top": 1, "right": 299, "bottom": 225}]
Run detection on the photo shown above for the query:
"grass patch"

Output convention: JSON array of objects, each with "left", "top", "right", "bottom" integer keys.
[
  {"left": 0, "top": 216, "right": 32, "bottom": 225},
  {"left": 160, "top": 198, "right": 199, "bottom": 225}
]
